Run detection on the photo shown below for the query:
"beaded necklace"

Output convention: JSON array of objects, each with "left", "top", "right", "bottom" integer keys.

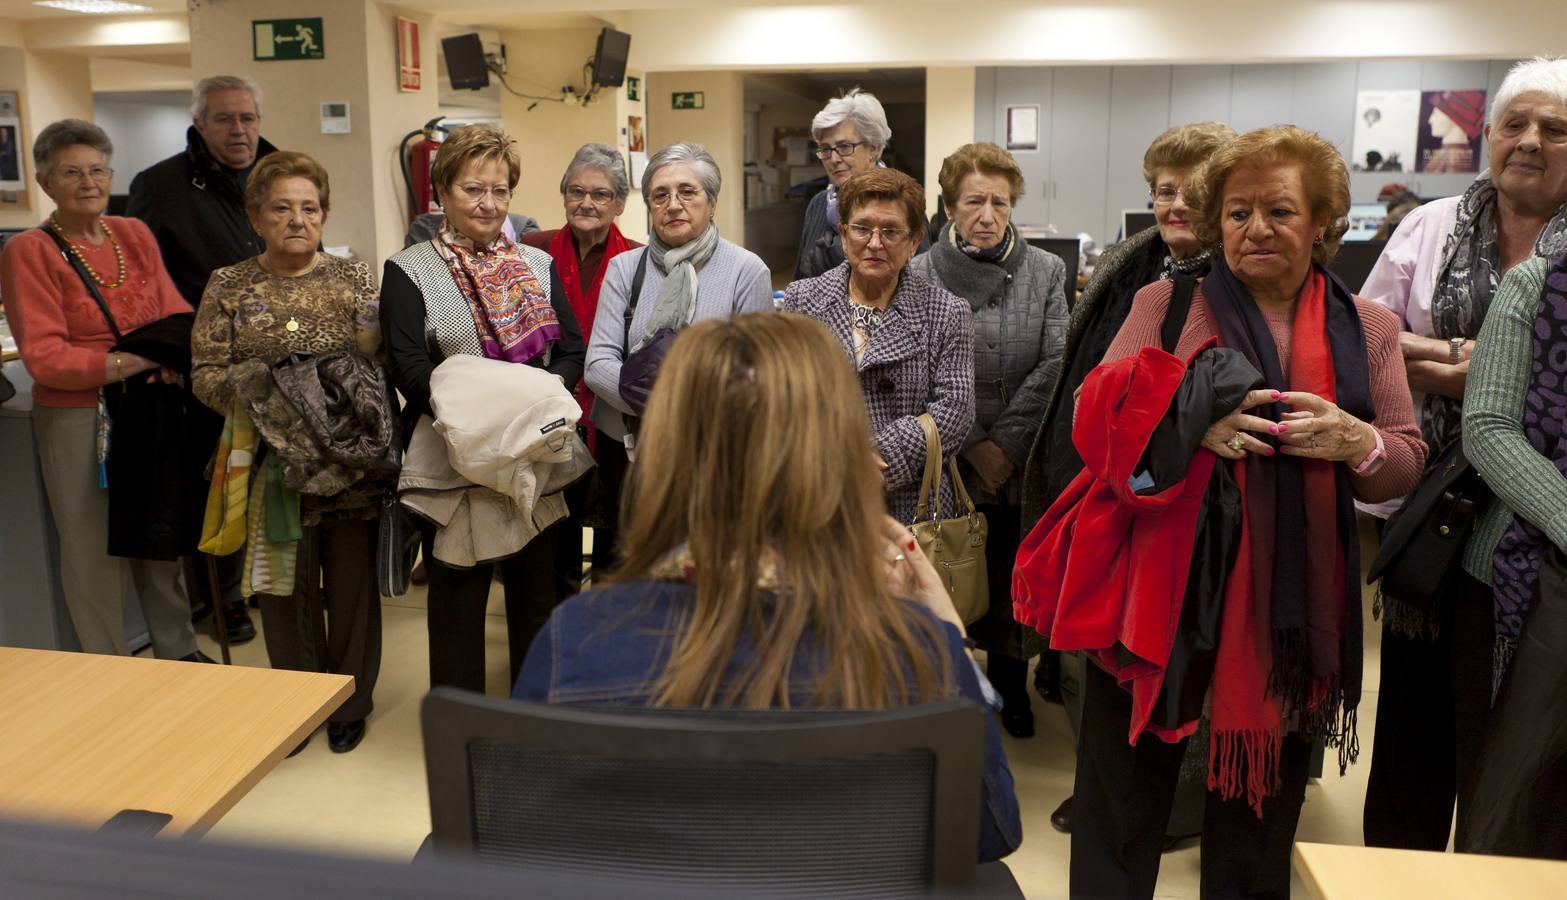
[{"left": 49, "top": 214, "right": 127, "bottom": 290}]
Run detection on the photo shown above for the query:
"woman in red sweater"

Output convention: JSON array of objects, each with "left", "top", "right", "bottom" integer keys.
[
  {"left": 0, "top": 119, "right": 202, "bottom": 660},
  {"left": 1066, "top": 127, "right": 1426, "bottom": 899}
]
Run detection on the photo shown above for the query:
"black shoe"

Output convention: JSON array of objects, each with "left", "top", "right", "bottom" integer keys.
[
  {"left": 1050, "top": 796, "right": 1073, "bottom": 834},
  {"left": 286, "top": 735, "right": 310, "bottom": 757},
  {"left": 179, "top": 650, "right": 217, "bottom": 664},
  {"left": 1033, "top": 656, "right": 1064, "bottom": 704},
  {"left": 1000, "top": 706, "right": 1034, "bottom": 739},
  {"left": 328, "top": 719, "right": 366, "bottom": 753},
  {"left": 221, "top": 603, "right": 256, "bottom": 644}
]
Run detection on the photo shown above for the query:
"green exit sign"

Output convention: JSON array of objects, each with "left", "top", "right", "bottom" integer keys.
[
  {"left": 671, "top": 91, "right": 705, "bottom": 110},
  {"left": 253, "top": 18, "right": 325, "bottom": 61}
]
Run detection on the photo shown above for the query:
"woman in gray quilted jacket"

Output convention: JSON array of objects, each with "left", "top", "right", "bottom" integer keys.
[{"left": 907, "top": 143, "right": 1068, "bottom": 738}]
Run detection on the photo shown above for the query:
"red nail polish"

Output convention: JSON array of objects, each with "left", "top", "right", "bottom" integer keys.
[
  {"left": 907, "top": 540, "right": 916, "bottom": 551},
  {"left": 1270, "top": 390, "right": 1282, "bottom": 400},
  {"left": 1266, "top": 446, "right": 1275, "bottom": 456}
]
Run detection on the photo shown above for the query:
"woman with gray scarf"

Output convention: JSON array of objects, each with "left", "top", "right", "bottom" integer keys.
[
  {"left": 906, "top": 143, "right": 1067, "bottom": 738},
  {"left": 584, "top": 143, "right": 773, "bottom": 465},
  {"left": 1360, "top": 55, "right": 1567, "bottom": 852}
]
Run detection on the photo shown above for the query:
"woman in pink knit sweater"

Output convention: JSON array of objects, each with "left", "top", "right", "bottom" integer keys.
[
  {"left": 0, "top": 119, "right": 202, "bottom": 661},
  {"left": 1068, "top": 127, "right": 1425, "bottom": 900}
]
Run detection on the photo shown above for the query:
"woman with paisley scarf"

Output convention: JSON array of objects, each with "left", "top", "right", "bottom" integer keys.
[
  {"left": 906, "top": 142, "right": 1068, "bottom": 739},
  {"left": 1359, "top": 56, "right": 1567, "bottom": 852},
  {"left": 381, "top": 125, "right": 585, "bottom": 695},
  {"left": 1059, "top": 126, "right": 1423, "bottom": 899}
]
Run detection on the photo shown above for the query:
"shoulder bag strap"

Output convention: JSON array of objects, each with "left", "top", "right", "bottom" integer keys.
[
  {"left": 622, "top": 248, "right": 651, "bottom": 346},
  {"left": 946, "top": 455, "right": 979, "bottom": 517},
  {"left": 913, "top": 413, "right": 943, "bottom": 522},
  {"left": 1160, "top": 275, "right": 1196, "bottom": 355},
  {"left": 40, "top": 225, "right": 123, "bottom": 343}
]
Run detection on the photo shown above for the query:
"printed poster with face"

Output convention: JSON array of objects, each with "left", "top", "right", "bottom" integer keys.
[
  {"left": 1418, "top": 90, "right": 1486, "bottom": 174},
  {"left": 0, "top": 92, "right": 24, "bottom": 191},
  {"left": 1351, "top": 90, "right": 1420, "bottom": 173}
]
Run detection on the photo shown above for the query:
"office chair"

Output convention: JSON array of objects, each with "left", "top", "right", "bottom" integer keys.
[{"left": 421, "top": 689, "right": 988, "bottom": 898}]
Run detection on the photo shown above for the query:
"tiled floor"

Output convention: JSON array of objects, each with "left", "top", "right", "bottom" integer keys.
[{"left": 182, "top": 521, "right": 1396, "bottom": 898}]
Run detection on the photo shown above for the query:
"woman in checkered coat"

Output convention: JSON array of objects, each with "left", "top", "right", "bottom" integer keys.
[{"left": 783, "top": 168, "right": 975, "bottom": 525}]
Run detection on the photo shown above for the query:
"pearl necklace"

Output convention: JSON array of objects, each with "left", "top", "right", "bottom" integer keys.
[{"left": 49, "top": 214, "right": 127, "bottom": 290}]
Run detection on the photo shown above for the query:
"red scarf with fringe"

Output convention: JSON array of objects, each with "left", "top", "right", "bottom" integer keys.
[
  {"left": 1207, "top": 268, "right": 1353, "bottom": 814},
  {"left": 549, "top": 225, "right": 634, "bottom": 451}
]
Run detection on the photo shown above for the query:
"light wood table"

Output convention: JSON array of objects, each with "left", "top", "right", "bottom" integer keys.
[
  {"left": 0, "top": 647, "right": 351, "bottom": 837},
  {"left": 1295, "top": 842, "right": 1567, "bottom": 898}
]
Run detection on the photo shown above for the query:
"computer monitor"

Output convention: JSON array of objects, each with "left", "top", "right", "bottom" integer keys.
[
  {"left": 1328, "top": 240, "right": 1387, "bottom": 295},
  {"left": 1343, "top": 203, "right": 1387, "bottom": 242},
  {"left": 1026, "top": 237, "right": 1081, "bottom": 309},
  {"left": 441, "top": 33, "right": 490, "bottom": 91},
  {"left": 591, "top": 28, "right": 631, "bottom": 88},
  {"left": 1121, "top": 209, "right": 1157, "bottom": 241}
]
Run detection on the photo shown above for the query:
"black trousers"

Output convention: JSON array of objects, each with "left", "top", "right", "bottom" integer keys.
[
  {"left": 1362, "top": 572, "right": 1494, "bottom": 850},
  {"left": 423, "top": 524, "right": 561, "bottom": 694},
  {"left": 256, "top": 517, "right": 381, "bottom": 723},
  {"left": 1071, "top": 662, "right": 1311, "bottom": 900},
  {"left": 973, "top": 502, "right": 1031, "bottom": 713},
  {"left": 552, "top": 436, "right": 626, "bottom": 597}
]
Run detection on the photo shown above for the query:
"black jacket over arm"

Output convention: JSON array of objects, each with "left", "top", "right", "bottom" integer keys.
[{"left": 380, "top": 256, "right": 583, "bottom": 436}]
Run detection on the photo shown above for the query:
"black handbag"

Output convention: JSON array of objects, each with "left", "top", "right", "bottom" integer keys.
[
  {"left": 1367, "top": 438, "right": 1492, "bottom": 607},
  {"left": 616, "top": 248, "right": 676, "bottom": 419}
]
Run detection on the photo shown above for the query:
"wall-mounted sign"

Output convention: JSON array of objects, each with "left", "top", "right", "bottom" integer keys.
[
  {"left": 253, "top": 18, "right": 325, "bottom": 61},
  {"left": 1005, "top": 104, "right": 1039, "bottom": 152},
  {"left": 0, "top": 90, "right": 25, "bottom": 195},
  {"left": 397, "top": 17, "right": 421, "bottom": 92},
  {"left": 671, "top": 91, "right": 704, "bottom": 110},
  {"left": 625, "top": 76, "right": 641, "bottom": 102}
]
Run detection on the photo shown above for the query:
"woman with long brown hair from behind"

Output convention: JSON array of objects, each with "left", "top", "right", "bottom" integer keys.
[{"left": 512, "top": 312, "right": 1021, "bottom": 860}]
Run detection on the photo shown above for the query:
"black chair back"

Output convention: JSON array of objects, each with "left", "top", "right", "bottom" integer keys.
[
  {"left": 1026, "top": 236, "right": 1080, "bottom": 308},
  {"left": 421, "top": 689, "right": 985, "bottom": 897}
]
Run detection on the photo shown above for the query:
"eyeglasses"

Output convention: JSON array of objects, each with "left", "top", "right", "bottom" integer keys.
[
  {"left": 1151, "top": 185, "right": 1186, "bottom": 206},
  {"left": 208, "top": 112, "right": 259, "bottom": 128},
  {"left": 844, "top": 223, "right": 912, "bottom": 246},
  {"left": 814, "top": 140, "right": 869, "bottom": 160},
  {"left": 648, "top": 185, "right": 704, "bottom": 208},
  {"left": 565, "top": 186, "right": 616, "bottom": 205},
  {"left": 54, "top": 166, "right": 113, "bottom": 184},
  {"left": 452, "top": 183, "right": 512, "bottom": 204}
]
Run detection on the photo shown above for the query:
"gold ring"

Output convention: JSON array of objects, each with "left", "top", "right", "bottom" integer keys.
[{"left": 1226, "top": 433, "right": 1246, "bottom": 452}]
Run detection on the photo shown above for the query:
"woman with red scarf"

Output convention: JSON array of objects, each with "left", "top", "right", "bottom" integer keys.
[
  {"left": 1017, "top": 127, "right": 1425, "bottom": 898},
  {"left": 521, "top": 143, "right": 641, "bottom": 595}
]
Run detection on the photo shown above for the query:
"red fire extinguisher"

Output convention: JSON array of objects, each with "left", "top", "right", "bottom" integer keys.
[{"left": 400, "top": 117, "right": 448, "bottom": 223}]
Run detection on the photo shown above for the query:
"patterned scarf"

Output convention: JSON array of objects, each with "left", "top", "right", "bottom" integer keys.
[
  {"left": 1490, "top": 250, "right": 1567, "bottom": 699},
  {"left": 950, "top": 219, "right": 1017, "bottom": 264},
  {"left": 638, "top": 221, "right": 720, "bottom": 352},
  {"left": 1160, "top": 248, "right": 1214, "bottom": 281},
  {"left": 435, "top": 223, "right": 561, "bottom": 364},
  {"left": 1426, "top": 175, "right": 1567, "bottom": 458},
  {"left": 1202, "top": 260, "right": 1372, "bottom": 813}
]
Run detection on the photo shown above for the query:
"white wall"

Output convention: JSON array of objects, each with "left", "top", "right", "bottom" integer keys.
[
  {"left": 972, "top": 58, "right": 1521, "bottom": 246},
  {"left": 93, "top": 91, "right": 190, "bottom": 192}
]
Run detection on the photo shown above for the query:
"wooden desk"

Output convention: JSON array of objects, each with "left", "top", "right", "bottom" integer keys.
[
  {"left": 0, "top": 647, "right": 351, "bottom": 837},
  {"left": 1295, "top": 842, "right": 1567, "bottom": 899}
]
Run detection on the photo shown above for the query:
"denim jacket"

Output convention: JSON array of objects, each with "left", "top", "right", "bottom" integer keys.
[{"left": 512, "top": 580, "right": 1023, "bottom": 862}]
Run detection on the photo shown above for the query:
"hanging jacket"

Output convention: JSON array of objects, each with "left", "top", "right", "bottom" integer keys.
[
  {"left": 1013, "top": 340, "right": 1260, "bottom": 743},
  {"left": 103, "top": 313, "right": 207, "bottom": 560}
]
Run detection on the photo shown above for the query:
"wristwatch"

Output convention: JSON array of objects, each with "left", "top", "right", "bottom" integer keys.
[{"left": 1449, "top": 337, "right": 1466, "bottom": 364}]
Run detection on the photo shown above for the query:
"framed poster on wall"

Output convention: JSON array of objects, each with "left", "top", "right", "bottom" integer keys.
[
  {"left": 397, "top": 17, "right": 421, "bottom": 92},
  {"left": 1006, "top": 104, "right": 1039, "bottom": 152},
  {"left": 0, "top": 91, "right": 25, "bottom": 196},
  {"left": 1418, "top": 90, "right": 1485, "bottom": 174},
  {"left": 1351, "top": 89, "right": 1419, "bottom": 172}
]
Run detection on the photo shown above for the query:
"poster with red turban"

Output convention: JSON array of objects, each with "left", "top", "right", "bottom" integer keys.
[{"left": 1418, "top": 90, "right": 1486, "bottom": 174}]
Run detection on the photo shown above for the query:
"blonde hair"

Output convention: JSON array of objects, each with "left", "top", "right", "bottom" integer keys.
[
  {"left": 938, "top": 142, "right": 1026, "bottom": 204},
  {"left": 1185, "top": 125, "right": 1351, "bottom": 266},
  {"left": 244, "top": 151, "right": 330, "bottom": 215},
  {"left": 430, "top": 124, "right": 520, "bottom": 199},
  {"left": 1141, "top": 121, "right": 1237, "bottom": 189},
  {"left": 613, "top": 313, "right": 954, "bottom": 710}
]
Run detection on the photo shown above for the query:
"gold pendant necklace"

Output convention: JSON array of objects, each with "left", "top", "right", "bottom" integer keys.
[{"left": 50, "top": 214, "right": 127, "bottom": 289}]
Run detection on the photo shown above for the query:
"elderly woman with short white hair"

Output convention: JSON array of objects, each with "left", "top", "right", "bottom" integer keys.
[
  {"left": 1360, "top": 55, "right": 1567, "bottom": 852},
  {"left": 796, "top": 89, "right": 902, "bottom": 280},
  {"left": 584, "top": 142, "right": 773, "bottom": 470}
]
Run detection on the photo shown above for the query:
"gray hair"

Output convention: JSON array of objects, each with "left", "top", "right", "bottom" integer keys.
[
  {"left": 559, "top": 143, "right": 631, "bottom": 202},
  {"left": 33, "top": 119, "right": 112, "bottom": 173},
  {"left": 641, "top": 142, "right": 721, "bottom": 202},
  {"left": 1489, "top": 57, "right": 1567, "bottom": 129},
  {"left": 192, "top": 75, "right": 263, "bottom": 120},
  {"left": 810, "top": 88, "right": 891, "bottom": 156}
]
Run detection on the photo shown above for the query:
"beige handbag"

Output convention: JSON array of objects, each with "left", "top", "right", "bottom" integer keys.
[{"left": 910, "top": 414, "right": 990, "bottom": 625}]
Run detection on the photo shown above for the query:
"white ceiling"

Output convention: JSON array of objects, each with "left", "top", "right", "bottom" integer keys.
[{"left": 0, "top": 0, "right": 184, "bottom": 21}]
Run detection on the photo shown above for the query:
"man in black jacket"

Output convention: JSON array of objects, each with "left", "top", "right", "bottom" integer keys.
[{"left": 128, "top": 74, "right": 279, "bottom": 643}]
